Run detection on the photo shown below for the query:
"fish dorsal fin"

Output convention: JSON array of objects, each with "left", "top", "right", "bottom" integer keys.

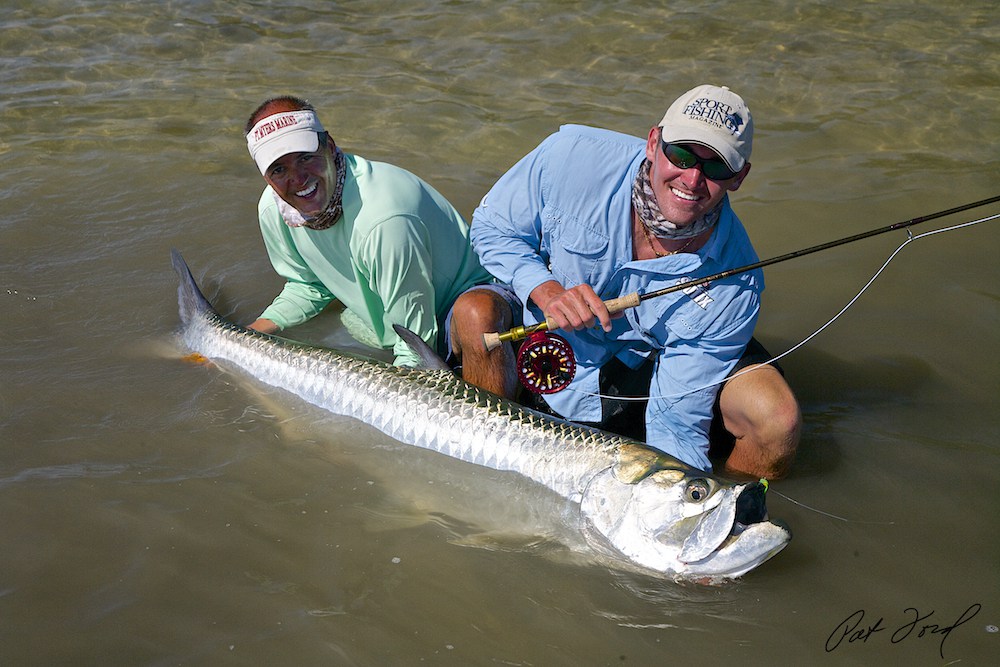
[
  {"left": 392, "top": 324, "right": 451, "bottom": 372},
  {"left": 170, "top": 249, "right": 215, "bottom": 323}
]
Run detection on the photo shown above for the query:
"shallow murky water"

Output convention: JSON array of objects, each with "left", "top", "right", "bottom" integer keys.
[{"left": 2, "top": 1, "right": 998, "bottom": 664}]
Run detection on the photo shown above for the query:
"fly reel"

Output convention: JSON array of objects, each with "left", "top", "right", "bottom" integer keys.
[{"left": 516, "top": 331, "right": 576, "bottom": 394}]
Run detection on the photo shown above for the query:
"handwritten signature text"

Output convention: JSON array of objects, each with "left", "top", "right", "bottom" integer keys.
[{"left": 825, "top": 604, "right": 981, "bottom": 659}]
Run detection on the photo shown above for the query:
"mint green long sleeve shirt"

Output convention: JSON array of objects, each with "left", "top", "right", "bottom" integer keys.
[{"left": 257, "top": 153, "right": 491, "bottom": 366}]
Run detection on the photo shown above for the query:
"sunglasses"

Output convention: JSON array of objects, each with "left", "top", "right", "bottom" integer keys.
[{"left": 659, "top": 134, "right": 738, "bottom": 181}]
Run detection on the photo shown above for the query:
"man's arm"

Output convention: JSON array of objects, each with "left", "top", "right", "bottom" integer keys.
[
  {"left": 256, "top": 202, "right": 336, "bottom": 330},
  {"left": 361, "top": 216, "right": 439, "bottom": 367},
  {"left": 470, "top": 132, "right": 616, "bottom": 335},
  {"left": 469, "top": 138, "right": 558, "bottom": 305}
]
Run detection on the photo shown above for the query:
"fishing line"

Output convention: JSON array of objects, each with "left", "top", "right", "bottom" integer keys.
[
  {"left": 769, "top": 489, "right": 897, "bottom": 525},
  {"left": 569, "top": 211, "right": 999, "bottom": 402}
]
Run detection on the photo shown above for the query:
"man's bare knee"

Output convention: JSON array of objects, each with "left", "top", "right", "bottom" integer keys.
[
  {"left": 451, "top": 290, "right": 512, "bottom": 356},
  {"left": 720, "top": 364, "right": 801, "bottom": 478},
  {"left": 449, "top": 289, "right": 518, "bottom": 398}
]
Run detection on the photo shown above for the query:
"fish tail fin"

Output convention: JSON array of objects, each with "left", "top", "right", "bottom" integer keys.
[{"left": 170, "top": 249, "right": 214, "bottom": 325}]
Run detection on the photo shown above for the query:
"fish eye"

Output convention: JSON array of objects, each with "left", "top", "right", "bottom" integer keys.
[{"left": 685, "top": 479, "right": 711, "bottom": 502}]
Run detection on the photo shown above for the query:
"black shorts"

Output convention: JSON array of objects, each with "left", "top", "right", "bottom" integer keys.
[{"left": 525, "top": 338, "right": 780, "bottom": 457}]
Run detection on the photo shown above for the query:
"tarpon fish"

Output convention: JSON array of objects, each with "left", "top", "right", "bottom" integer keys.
[{"left": 171, "top": 250, "right": 790, "bottom": 581}]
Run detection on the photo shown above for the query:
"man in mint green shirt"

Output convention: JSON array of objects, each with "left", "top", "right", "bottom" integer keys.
[{"left": 244, "top": 96, "right": 505, "bottom": 369}]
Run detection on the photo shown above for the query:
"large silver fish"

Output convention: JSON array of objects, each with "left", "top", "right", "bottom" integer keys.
[{"left": 171, "top": 250, "right": 790, "bottom": 581}]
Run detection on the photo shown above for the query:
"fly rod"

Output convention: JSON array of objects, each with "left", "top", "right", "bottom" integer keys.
[{"left": 484, "top": 194, "right": 1000, "bottom": 350}]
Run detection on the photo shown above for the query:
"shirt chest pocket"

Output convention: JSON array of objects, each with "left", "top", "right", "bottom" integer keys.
[
  {"left": 642, "top": 284, "right": 746, "bottom": 345},
  {"left": 544, "top": 208, "right": 610, "bottom": 287}
]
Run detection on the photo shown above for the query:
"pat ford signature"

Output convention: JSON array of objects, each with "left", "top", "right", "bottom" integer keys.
[{"left": 825, "top": 604, "right": 981, "bottom": 659}]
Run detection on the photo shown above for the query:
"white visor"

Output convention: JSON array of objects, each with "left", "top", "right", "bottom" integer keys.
[{"left": 247, "top": 110, "right": 326, "bottom": 174}]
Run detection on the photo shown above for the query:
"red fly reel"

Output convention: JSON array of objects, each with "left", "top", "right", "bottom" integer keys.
[{"left": 516, "top": 331, "right": 576, "bottom": 394}]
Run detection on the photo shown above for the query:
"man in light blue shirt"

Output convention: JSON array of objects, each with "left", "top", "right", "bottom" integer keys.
[{"left": 466, "top": 85, "right": 800, "bottom": 478}]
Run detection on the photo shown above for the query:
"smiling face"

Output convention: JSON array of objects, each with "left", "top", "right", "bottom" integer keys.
[
  {"left": 643, "top": 126, "right": 750, "bottom": 228},
  {"left": 245, "top": 97, "right": 337, "bottom": 220},
  {"left": 262, "top": 139, "right": 338, "bottom": 219}
]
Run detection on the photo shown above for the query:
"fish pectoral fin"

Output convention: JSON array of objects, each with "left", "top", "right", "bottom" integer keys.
[{"left": 678, "top": 488, "right": 738, "bottom": 563}]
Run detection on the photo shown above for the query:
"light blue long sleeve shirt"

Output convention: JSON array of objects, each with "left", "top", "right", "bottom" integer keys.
[{"left": 470, "top": 125, "right": 763, "bottom": 471}]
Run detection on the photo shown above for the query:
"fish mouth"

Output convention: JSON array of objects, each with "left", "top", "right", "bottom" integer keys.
[
  {"left": 735, "top": 479, "right": 769, "bottom": 525},
  {"left": 678, "top": 481, "right": 792, "bottom": 579},
  {"left": 695, "top": 518, "right": 792, "bottom": 580}
]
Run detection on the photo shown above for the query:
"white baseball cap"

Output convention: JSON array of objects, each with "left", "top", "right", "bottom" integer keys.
[
  {"left": 658, "top": 84, "right": 753, "bottom": 172},
  {"left": 246, "top": 109, "right": 326, "bottom": 174}
]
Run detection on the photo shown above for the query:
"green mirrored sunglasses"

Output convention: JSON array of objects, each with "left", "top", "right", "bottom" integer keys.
[{"left": 659, "top": 136, "right": 738, "bottom": 181}]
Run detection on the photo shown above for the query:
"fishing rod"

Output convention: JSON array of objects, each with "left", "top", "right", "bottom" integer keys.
[{"left": 483, "top": 194, "right": 1000, "bottom": 392}]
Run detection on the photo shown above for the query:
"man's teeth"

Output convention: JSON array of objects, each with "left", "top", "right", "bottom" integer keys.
[
  {"left": 671, "top": 188, "right": 699, "bottom": 201},
  {"left": 297, "top": 182, "right": 318, "bottom": 197}
]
